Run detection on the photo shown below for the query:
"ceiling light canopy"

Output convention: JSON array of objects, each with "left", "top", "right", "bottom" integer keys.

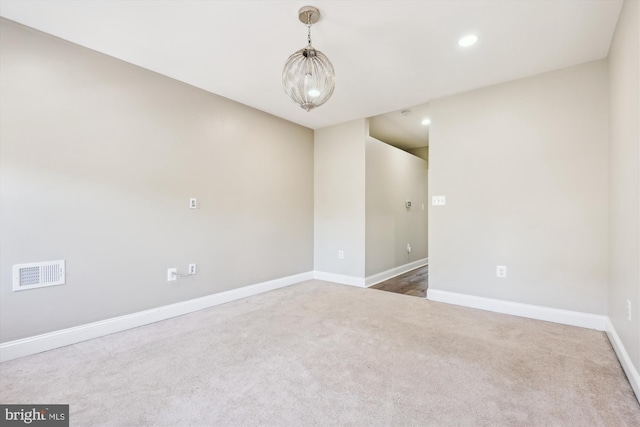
[
  {"left": 458, "top": 34, "right": 478, "bottom": 47},
  {"left": 282, "top": 6, "right": 335, "bottom": 112}
]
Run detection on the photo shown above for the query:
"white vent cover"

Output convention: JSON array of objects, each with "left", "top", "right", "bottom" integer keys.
[{"left": 12, "top": 260, "right": 65, "bottom": 291}]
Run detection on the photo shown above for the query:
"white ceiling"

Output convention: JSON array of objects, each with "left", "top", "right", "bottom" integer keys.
[
  {"left": 0, "top": 0, "right": 623, "bottom": 140},
  {"left": 369, "top": 103, "right": 432, "bottom": 150}
]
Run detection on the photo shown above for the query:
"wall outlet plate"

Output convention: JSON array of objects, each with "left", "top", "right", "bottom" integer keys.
[
  {"left": 188, "top": 264, "right": 197, "bottom": 275},
  {"left": 167, "top": 268, "right": 177, "bottom": 281},
  {"left": 496, "top": 265, "right": 507, "bottom": 278}
]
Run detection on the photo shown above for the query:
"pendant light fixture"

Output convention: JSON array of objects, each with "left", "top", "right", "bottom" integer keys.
[{"left": 282, "top": 6, "right": 335, "bottom": 112}]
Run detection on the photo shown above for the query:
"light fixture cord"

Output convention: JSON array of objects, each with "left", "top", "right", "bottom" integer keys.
[{"left": 306, "top": 12, "right": 312, "bottom": 46}]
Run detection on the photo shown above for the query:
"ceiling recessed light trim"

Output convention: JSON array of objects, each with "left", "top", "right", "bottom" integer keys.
[
  {"left": 421, "top": 118, "right": 431, "bottom": 126},
  {"left": 458, "top": 34, "right": 478, "bottom": 48}
]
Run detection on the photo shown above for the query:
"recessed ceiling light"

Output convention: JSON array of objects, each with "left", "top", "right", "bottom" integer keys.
[
  {"left": 458, "top": 34, "right": 478, "bottom": 47},
  {"left": 421, "top": 118, "right": 431, "bottom": 126}
]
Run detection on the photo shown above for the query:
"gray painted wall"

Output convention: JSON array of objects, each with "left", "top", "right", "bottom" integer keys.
[
  {"left": 428, "top": 59, "right": 609, "bottom": 315},
  {"left": 0, "top": 20, "right": 314, "bottom": 342},
  {"left": 608, "top": 0, "right": 639, "bottom": 372},
  {"left": 365, "top": 137, "right": 428, "bottom": 276},
  {"left": 314, "top": 119, "right": 366, "bottom": 278}
]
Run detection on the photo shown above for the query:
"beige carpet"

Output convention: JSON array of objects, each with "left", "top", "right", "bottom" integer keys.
[{"left": 1, "top": 280, "right": 638, "bottom": 426}]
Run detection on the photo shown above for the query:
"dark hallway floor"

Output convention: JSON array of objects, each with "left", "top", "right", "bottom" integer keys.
[{"left": 369, "top": 265, "right": 428, "bottom": 298}]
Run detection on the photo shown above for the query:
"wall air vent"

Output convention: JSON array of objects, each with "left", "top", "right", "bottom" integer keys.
[{"left": 12, "top": 260, "right": 65, "bottom": 291}]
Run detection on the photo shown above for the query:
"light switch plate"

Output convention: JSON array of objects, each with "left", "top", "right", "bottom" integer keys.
[{"left": 432, "top": 195, "right": 446, "bottom": 206}]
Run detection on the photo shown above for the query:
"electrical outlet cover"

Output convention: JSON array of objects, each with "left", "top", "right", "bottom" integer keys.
[{"left": 496, "top": 266, "right": 507, "bottom": 278}]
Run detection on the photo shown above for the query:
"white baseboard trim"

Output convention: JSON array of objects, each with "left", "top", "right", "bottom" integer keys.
[
  {"left": 365, "top": 258, "right": 428, "bottom": 287},
  {"left": 606, "top": 319, "right": 640, "bottom": 402},
  {"left": 313, "top": 271, "right": 366, "bottom": 287},
  {"left": 426, "top": 289, "right": 607, "bottom": 331},
  {"left": 0, "top": 271, "right": 314, "bottom": 363}
]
